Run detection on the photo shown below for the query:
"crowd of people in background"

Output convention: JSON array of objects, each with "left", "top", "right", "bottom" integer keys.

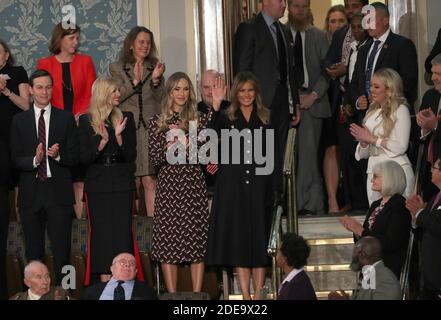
[{"left": 1, "top": 0, "right": 441, "bottom": 300}]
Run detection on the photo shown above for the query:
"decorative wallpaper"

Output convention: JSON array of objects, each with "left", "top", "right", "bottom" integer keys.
[{"left": 0, "top": 0, "right": 138, "bottom": 75}]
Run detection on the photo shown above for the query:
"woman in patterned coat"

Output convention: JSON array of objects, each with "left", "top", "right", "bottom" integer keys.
[{"left": 148, "top": 72, "right": 211, "bottom": 293}]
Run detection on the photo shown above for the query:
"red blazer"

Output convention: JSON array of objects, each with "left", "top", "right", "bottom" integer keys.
[{"left": 37, "top": 53, "right": 96, "bottom": 116}]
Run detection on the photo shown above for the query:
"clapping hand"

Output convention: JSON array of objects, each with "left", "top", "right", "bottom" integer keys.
[
  {"left": 416, "top": 108, "right": 437, "bottom": 133},
  {"left": 0, "top": 77, "right": 6, "bottom": 91},
  {"left": 35, "top": 143, "right": 44, "bottom": 164},
  {"left": 339, "top": 215, "right": 363, "bottom": 236},
  {"left": 47, "top": 143, "right": 60, "bottom": 159},
  {"left": 350, "top": 123, "right": 375, "bottom": 145},
  {"left": 133, "top": 60, "right": 144, "bottom": 86},
  {"left": 405, "top": 194, "right": 426, "bottom": 221},
  {"left": 115, "top": 117, "right": 128, "bottom": 136},
  {"left": 152, "top": 61, "right": 165, "bottom": 82}
]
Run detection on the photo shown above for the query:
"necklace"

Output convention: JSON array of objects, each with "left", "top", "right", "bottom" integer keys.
[{"left": 62, "top": 80, "right": 72, "bottom": 92}]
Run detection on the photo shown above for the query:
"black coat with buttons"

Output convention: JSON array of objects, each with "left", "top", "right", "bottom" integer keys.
[{"left": 205, "top": 108, "right": 274, "bottom": 267}]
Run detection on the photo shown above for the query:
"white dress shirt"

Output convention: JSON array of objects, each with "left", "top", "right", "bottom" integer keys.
[
  {"left": 365, "top": 28, "right": 391, "bottom": 80},
  {"left": 280, "top": 268, "right": 304, "bottom": 293},
  {"left": 33, "top": 104, "right": 59, "bottom": 177}
]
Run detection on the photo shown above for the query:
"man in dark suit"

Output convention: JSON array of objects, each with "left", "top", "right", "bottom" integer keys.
[
  {"left": 82, "top": 253, "right": 156, "bottom": 300},
  {"left": 0, "top": 139, "right": 10, "bottom": 300},
  {"left": 425, "top": 28, "right": 441, "bottom": 74},
  {"left": 406, "top": 156, "right": 441, "bottom": 300},
  {"left": 349, "top": 2, "right": 418, "bottom": 111},
  {"left": 416, "top": 54, "right": 441, "bottom": 201},
  {"left": 10, "top": 69, "right": 79, "bottom": 285},
  {"left": 276, "top": 233, "right": 316, "bottom": 300},
  {"left": 234, "top": 0, "right": 300, "bottom": 192}
]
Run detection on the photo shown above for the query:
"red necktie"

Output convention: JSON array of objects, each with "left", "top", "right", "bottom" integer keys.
[{"left": 37, "top": 109, "right": 47, "bottom": 181}]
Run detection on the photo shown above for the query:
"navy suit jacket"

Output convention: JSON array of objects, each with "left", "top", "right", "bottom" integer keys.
[
  {"left": 10, "top": 106, "right": 79, "bottom": 208},
  {"left": 416, "top": 193, "right": 441, "bottom": 291},
  {"left": 82, "top": 280, "right": 157, "bottom": 300},
  {"left": 323, "top": 25, "right": 350, "bottom": 69},
  {"left": 349, "top": 31, "right": 418, "bottom": 109},
  {"left": 233, "top": 12, "right": 299, "bottom": 112},
  {"left": 278, "top": 270, "right": 317, "bottom": 300}
]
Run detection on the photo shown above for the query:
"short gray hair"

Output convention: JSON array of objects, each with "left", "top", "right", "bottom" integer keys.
[
  {"left": 432, "top": 53, "right": 441, "bottom": 67},
  {"left": 373, "top": 161, "right": 407, "bottom": 197},
  {"left": 24, "top": 261, "right": 48, "bottom": 279}
]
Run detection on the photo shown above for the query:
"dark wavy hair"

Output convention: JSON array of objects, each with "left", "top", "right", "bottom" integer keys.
[
  {"left": 280, "top": 233, "right": 311, "bottom": 269},
  {"left": 49, "top": 23, "right": 81, "bottom": 55},
  {"left": 0, "top": 40, "right": 15, "bottom": 66},
  {"left": 119, "top": 26, "right": 158, "bottom": 66}
]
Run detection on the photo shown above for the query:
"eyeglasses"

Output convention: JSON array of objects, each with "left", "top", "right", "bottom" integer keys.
[{"left": 115, "top": 259, "right": 136, "bottom": 268}]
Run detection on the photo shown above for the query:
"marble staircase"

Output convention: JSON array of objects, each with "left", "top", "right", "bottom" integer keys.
[{"left": 226, "top": 213, "right": 366, "bottom": 300}]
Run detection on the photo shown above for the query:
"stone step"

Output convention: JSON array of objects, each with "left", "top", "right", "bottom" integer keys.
[
  {"left": 308, "top": 270, "right": 357, "bottom": 292},
  {"left": 297, "top": 215, "right": 365, "bottom": 240},
  {"left": 308, "top": 243, "right": 354, "bottom": 266}
]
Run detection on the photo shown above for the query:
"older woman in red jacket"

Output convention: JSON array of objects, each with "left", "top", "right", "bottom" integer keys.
[{"left": 38, "top": 23, "right": 96, "bottom": 219}]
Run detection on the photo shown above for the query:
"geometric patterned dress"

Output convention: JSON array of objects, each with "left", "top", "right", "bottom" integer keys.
[{"left": 147, "top": 112, "right": 211, "bottom": 264}]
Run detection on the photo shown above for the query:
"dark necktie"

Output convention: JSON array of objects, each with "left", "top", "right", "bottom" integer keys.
[
  {"left": 293, "top": 31, "right": 305, "bottom": 89},
  {"left": 37, "top": 109, "right": 47, "bottom": 181},
  {"left": 114, "top": 280, "right": 125, "bottom": 300},
  {"left": 365, "top": 40, "right": 381, "bottom": 97},
  {"left": 273, "top": 22, "right": 287, "bottom": 85},
  {"left": 431, "top": 191, "right": 441, "bottom": 211}
]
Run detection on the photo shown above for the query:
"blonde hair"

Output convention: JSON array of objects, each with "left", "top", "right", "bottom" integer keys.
[
  {"left": 364, "top": 68, "right": 408, "bottom": 139},
  {"left": 227, "top": 72, "right": 270, "bottom": 125},
  {"left": 89, "top": 78, "right": 123, "bottom": 135},
  {"left": 157, "top": 72, "right": 198, "bottom": 132}
]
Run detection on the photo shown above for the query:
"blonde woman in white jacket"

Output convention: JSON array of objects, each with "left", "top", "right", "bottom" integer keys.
[{"left": 350, "top": 68, "right": 415, "bottom": 205}]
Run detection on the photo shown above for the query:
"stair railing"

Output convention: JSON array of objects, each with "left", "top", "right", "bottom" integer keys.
[
  {"left": 267, "top": 128, "right": 298, "bottom": 300},
  {"left": 400, "top": 142, "right": 424, "bottom": 300}
]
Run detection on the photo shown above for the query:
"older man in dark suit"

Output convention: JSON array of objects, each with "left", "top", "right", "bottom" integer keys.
[
  {"left": 82, "top": 253, "right": 156, "bottom": 300},
  {"left": 10, "top": 69, "right": 79, "bottom": 285},
  {"left": 416, "top": 54, "right": 441, "bottom": 201},
  {"left": 234, "top": 0, "right": 300, "bottom": 193}
]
